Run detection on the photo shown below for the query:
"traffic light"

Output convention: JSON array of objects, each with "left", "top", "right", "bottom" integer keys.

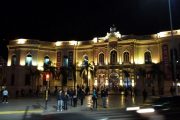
[{"left": 46, "top": 74, "right": 49, "bottom": 81}]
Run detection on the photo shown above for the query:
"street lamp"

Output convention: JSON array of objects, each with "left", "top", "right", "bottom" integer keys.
[
  {"left": 45, "top": 73, "right": 49, "bottom": 110},
  {"left": 168, "top": 0, "right": 178, "bottom": 95},
  {"left": 73, "top": 41, "right": 78, "bottom": 90}
]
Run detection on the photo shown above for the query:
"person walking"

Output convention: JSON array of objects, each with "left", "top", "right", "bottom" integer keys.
[
  {"left": 92, "top": 88, "right": 98, "bottom": 109},
  {"left": 101, "top": 88, "right": 107, "bottom": 108},
  {"left": 57, "top": 90, "right": 64, "bottom": 111},
  {"left": 2, "top": 88, "right": 8, "bottom": 103}
]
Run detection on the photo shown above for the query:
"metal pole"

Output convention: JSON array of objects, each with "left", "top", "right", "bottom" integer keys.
[{"left": 168, "top": 0, "right": 177, "bottom": 95}]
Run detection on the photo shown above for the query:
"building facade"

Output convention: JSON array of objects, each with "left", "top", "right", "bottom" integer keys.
[{"left": 6, "top": 28, "right": 180, "bottom": 96}]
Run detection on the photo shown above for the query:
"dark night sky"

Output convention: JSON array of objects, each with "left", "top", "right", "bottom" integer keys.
[{"left": 0, "top": 0, "right": 180, "bottom": 60}]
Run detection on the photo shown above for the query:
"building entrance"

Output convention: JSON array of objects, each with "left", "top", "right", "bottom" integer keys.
[{"left": 109, "top": 72, "right": 119, "bottom": 92}]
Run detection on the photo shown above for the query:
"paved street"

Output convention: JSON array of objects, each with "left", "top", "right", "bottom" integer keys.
[{"left": 0, "top": 95, "right": 148, "bottom": 120}]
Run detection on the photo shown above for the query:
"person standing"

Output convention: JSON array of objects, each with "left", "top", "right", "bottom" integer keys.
[
  {"left": 73, "top": 90, "right": 78, "bottom": 107},
  {"left": 143, "top": 89, "right": 148, "bottom": 103},
  {"left": 63, "top": 91, "right": 69, "bottom": 110},
  {"left": 92, "top": 88, "right": 98, "bottom": 109},
  {"left": 79, "top": 88, "right": 85, "bottom": 105},
  {"left": 57, "top": 90, "right": 63, "bottom": 111},
  {"left": 2, "top": 88, "right": 8, "bottom": 103},
  {"left": 101, "top": 88, "right": 107, "bottom": 108}
]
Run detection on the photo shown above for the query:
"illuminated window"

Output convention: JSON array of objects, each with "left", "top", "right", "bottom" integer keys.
[
  {"left": 110, "top": 50, "right": 117, "bottom": 64},
  {"left": 11, "top": 54, "right": 17, "bottom": 66},
  {"left": 44, "top": 56, "right": 50, "bottom": 65},
  {"left": 123, "top": 52, "right": 129, "bottom": 63},
  {"left": 63, "top": 56, "right": 68, "bottom": 67},
  {"left": 144, "top": 52, "right": 152, "bottom": 64},
  {"left": 99, "top": 53, "right": 104, "bottom": 65},
  {"left": 25, "top": 54, "right": 32, "bottom": 66}
]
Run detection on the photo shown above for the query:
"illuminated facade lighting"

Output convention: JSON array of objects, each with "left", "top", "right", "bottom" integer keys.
[
  {"left": 55, "top": 41, "right": 62, "bottom": 46},
  {"left": 17, "top": 39, "right": 27, "bottom": 44}
]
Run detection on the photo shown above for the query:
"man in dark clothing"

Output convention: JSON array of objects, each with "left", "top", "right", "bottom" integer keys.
[
  {"left": 85, "top": 86, "right": 90, "bottom": 95},
  {"left": 79, "top": 88, "right": 85, "bottom": 105},
  {"left": 143, "top": 89, "right": 148, "bottom": 103},
  {"left": 73, "top": 90, "right": 78, "bottom": 107},
  {"left": 101, "top": 88, "right": 108, "bottom": 108},
  {"left": 63, "top": 92, "right": 69, "bottom": 110},
  {"left": 57, "top": 90, "right": 64, "bottom": 111}
]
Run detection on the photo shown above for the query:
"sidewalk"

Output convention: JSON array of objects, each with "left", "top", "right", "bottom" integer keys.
[{"left": 0, "top": 95, "right": 155, "bottom": 115}]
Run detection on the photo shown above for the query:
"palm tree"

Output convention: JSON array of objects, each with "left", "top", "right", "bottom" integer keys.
[
  {"left": 137, "top": 67, "right": 146, "bottom": 87},
  {"left": 28, "top": 66, "right": 41, "bottom": 90},
  {"left": 135, "top": 67, "right": 146, "bottom": 95},
  {"left": 43, "top": 61, "right": 56, "bottom": 79},
  {"left": 150, "top": 63, "right": 165, "bottom": 95},
  {"left": 79, "top": 62, "right": 94, "bottom": 87},
  {"left": 69, "top": 64, "right": 77, "bottom": 90},
  {"left": 59, "top": 66, "right": 68, "bottom": 88}
]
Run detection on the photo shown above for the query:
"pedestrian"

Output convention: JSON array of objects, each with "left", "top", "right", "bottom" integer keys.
[
  {"left": 143, "top": 89, "right": 148, "bottom": 103},
  {"left": 79, "top": 88, "right": 85, "bottom": 105},
  {"left": 2, "top": 88, "right": 8, "bottom": 103},
  {"left": 101, "top": 88, "right": 107, "bottom": 108},
  {"left": 85, "top": 86, "right": 90, "bottom": 95},
  {"left": 124, "top": 89, "right": 129, "bottom": 102},
  {"left": 63, "top": 91, "right": 69, "bottom": 110},
  {"left": 57, "top": 90, "right": 63, "bottom": 111},
  {"left": 92, "top": 88, "right": 98, "bottom": 109},
  {"left": 73, "top": 90, "right": 78, "bottom": 107},
  {"left": 68, "top": 89, "right": 73, "bottom": 106}
]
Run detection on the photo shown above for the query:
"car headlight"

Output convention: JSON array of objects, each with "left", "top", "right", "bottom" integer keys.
[{"left": 136, "top": 108, "right": 155, "bottom": 114}]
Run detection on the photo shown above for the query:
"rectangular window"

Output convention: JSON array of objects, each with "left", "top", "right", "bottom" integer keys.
[{"left": 63, "top": 56, "right": 68, "bottom": 67}]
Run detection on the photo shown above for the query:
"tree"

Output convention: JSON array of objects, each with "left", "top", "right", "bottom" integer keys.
[
  {"left": 69, "top": 64, "right": 77, "bottom": 90},
  {"left": 27, "top": 66, "right": 41, "bottom": 90},
  {"left": 79, "top": 62, "right": 94, "bottom": 87},
  {"left": 137, "top": 67, "right": 146, "bottom": 87},
  {"left": 150, "top": 63, "right": 165, "bottom": 95},
  {"left": 60, "top": 66, "right": 68, "bottom": 88},
  {"left": 43, "top": 61, "right": 56, "bottom": 79}
]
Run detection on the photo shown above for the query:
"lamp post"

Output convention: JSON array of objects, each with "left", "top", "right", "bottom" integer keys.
[
  {"left": 73, "top": 41, "right": 77, "bottom": 90},
  {"left": 45, "top": 73, "right": 49, "bottom": 110},
  {"left": 168, "top": 0, "right": 178, "bottom": 95}
]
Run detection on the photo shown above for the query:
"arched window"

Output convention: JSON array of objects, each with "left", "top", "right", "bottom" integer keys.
[
  {"left": 144, "top": 51, "right": 152, "bottom": 64},
  {"left": 123, "top": 52, "right": 129, "bottom": 63},
  {"left": 25, "top": 54, "right": 32, "bottom": 66},
  {"left": 110, "top": 50, "right": 117, "bottom": 64},
  {"left": 11, "top": 54, "right": 17, "bottom": 66},
  {"left": 44, "top": 56, "right": 50, "bottom": 65},
  {"left": 99, "top": 53, "right": 104, "bottom": 65}
]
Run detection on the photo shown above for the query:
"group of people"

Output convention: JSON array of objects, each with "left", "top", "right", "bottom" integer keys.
[
  {"left": 56, "top": 87, "right": 109, "bottom": 111},
  {"left": 92, "top": 87, "right": 108, "bottom": 109},
  {"left": 56, "top": 87, "right": 85, "bottom": 111}
]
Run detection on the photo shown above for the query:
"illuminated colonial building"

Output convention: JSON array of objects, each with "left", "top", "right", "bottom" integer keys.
[{"left": 6, "top": 27, "right": 180, "bottom": 96}]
